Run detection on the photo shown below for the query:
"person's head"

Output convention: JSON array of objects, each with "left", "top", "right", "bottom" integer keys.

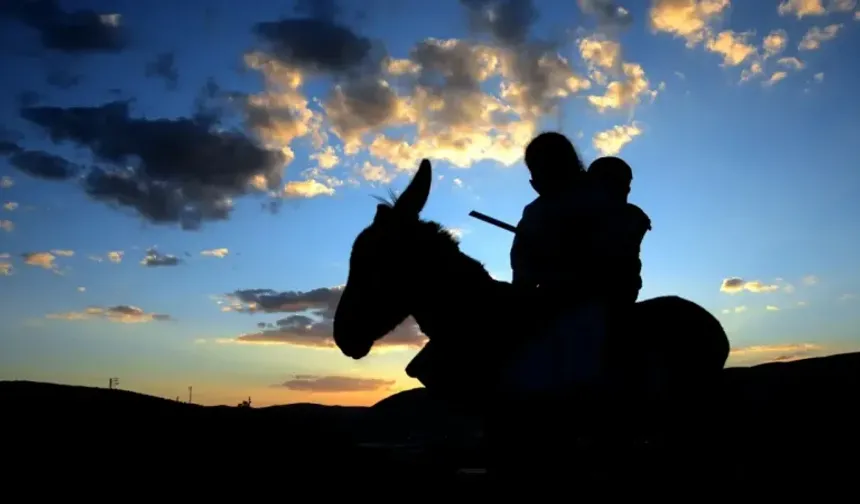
[
  {"left": 588, "top": 156, "right": 633, "bottom": 201},
  {"left": 524, "top": 131, "right": 585, "bottom": 195}
]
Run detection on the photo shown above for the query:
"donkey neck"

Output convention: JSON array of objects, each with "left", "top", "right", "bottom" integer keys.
[{"left": 409, "top": 234, "right": 496, "bottom": 339}]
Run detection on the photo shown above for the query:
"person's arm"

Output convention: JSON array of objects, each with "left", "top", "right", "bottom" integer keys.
[
  {"left": 511, "top": 204, "right": 540, "bottom": 289},
  {"left": 627, "top": 203, "right": 651, "bottom": 242}
]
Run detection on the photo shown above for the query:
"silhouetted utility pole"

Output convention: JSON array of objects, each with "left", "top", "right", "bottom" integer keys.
[
  {"left": 188, "top": 386, "right": 193, "bottom": 404},
  {"left": 109, "top": 377, "right": 119, "bottom": 390}
]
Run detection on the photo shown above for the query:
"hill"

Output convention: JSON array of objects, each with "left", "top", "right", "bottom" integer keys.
[{"left": 3, "top": 351, "right": 859, "bottom": 490}]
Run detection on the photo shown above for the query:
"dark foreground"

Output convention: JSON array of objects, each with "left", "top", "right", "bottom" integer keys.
[{"left": 4, "top": 352, "right": 859, "bottom": 493}]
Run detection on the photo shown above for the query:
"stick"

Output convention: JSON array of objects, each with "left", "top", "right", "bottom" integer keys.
[{"left": 469, "top": 210, "right": 516, "bottom": 233}]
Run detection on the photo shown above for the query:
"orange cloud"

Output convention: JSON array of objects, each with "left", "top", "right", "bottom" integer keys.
[
  {"left": 720, "top": 277, "right": 780, "bottom": 294},
  {"left": 22, "top": 251, "right": 61, "bottom": 271},
  {"left": 729, "top": 343, "right": 824, "bottom": 365},
  {"left": 46, "top": 305, "right": 171, "bottom": 323},
  {"left": 276, "top": 375, "right": 396, "bottom": 393},
  {"left": 200, "top": 248, "right": 229, "bottom": 258}
]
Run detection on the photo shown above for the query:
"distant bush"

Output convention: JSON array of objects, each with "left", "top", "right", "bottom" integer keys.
[{"left": 238, "top": 397, "right": 252, "bottom": 408}]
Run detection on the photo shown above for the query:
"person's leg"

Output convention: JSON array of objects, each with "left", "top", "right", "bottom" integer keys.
[
  {"left": 504, "top": 323, "right": 558, "bottom": 393},
  {"left": 561, "top": 302, "right": 608, "bottom": 386}
]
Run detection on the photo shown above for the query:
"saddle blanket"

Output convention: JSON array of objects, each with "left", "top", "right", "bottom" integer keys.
[{"left": 504, "top": 302, "right": 608, "bottom": 393}]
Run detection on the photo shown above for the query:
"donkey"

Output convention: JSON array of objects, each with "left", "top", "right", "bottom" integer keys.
[{"left": 333, "top": 159, "right": 730, "bottom": 449}]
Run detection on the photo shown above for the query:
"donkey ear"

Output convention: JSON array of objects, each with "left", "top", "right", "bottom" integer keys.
[{"left": 394, "top": 159, "right": 431, "bottom": 217}]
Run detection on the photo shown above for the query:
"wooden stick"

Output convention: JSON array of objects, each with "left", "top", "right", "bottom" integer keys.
[{"left": 469, "top": 210, "right": 516, "bottom": 233}]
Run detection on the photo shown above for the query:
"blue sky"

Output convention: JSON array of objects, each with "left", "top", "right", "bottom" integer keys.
[{"left": 1, "top": 0, "right": 858, "bottom": 406}]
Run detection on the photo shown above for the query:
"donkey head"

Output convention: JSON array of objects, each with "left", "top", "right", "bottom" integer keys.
[{"left": 333, "top": 159, "right": 438, "bottom": 359}]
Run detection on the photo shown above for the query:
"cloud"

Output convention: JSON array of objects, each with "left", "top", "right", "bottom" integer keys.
[
  {"left": 0, "top": 141, "right": 21, "bottom": 156},
  {"left": 649, "top": 0, "right": 730, "bottom": 47},
  {"left": 3, "top": 0, "right": 662, "bottom": 222},
  {"left": 592, "top": 123, "right": 642, "bottom": 156},
  {"left": 720, "top": 277, "right": 780, "bottom": 294},
  {"left": 0, "top": 147, "right": 82, "bottom": 181},
  {"left": 240, "top": 0, "right": 598, "bottom": 186},
  {"left": 826, "top": 0, "right": 856, "bottom": 13},
  {"left": 19, "top": 100, "right": 288, "bottom": 230},
  {"left": 46, "top": 305, "right": 171, "bottom": 323},
  {"left": 577, "top": 0, "right": 633, "bottom": 30},
  {"left": 798, "top": 24, "right": 843, "bottom": 50},
  {"left": 0, "top": 0, "right": 127, "bottom": 53},
  {"left": 218, "top": 286, "right": 427, "bottom": 350},
  {"left": 729, "top": 342, "right": 823, "bottom": 364},
  {"left": 763, "top": 71, "right": 788, "bottom": 86},
  {"left": 4, "top": 0, "right": 825, "bottom": 234},
  {"left": 705, "top": 30, "right": 757, "bottom": 67},
  {"left": 89, "top": 252, "right": 123, "bottom": 263},
  {"left": 778, "top": 0, "right": 856, "bottom": 18},
  {"left": 778, "top": 0, "right": 826, "bottom": 17},
  {"left": 579, "top": 36, "right": 622, "bottom": 73},
  {"left": 0, "top": 177, "right": 13, "bottom": 189},
  {"left": 648, "top": 1, "right": 837, "bottom": 87},
  {"left": 276, "top": 374, "right": 396, "bottom": 393},
  {"left": 721, "top": 305, "right": 748, "bottom": 314},
  {"left": 762, "top": 30, "right": 788, "bottom": 57},
  {"left": 282, "top": 179, "right": 335, "bottom": 198},
  {"left": 310, "top": 146, "right": 340, "bottom": 170},
  {"left": 777, "top": 57, "right": 805, "bottom": 71},
  {"left": 140, "top": 247, "right": 180, "bottom": 267},
  {"left": 0, "top": 262, "right": 12, "bottom": 276},
  {"left": 22, "top": 251, "right": 59, "bottom": 270},
  {"left": 4, "top": 202, "right": 18, "bottom": 211},
  {"left": 802, "top": 274, "right": 819, "bottom": 286},
  {"left": 201, "top": 248, "right": 229, "bottom": 258},
  {"left": 144, "top": 52, "right": 179, "bottom": 89},
  {"left": 448, "top": 227, "right": 467, "bottom": 239},
  {"left": 585, "top": 61, "right": 656, "bottom": 113},
  {"left": 649, "top": 1, "right": 781, "bottom": 86},
  {"left": 359, "top": 161, "right": 394, "bottom": 184},
  {"left": 0, "top": 220, "right": 13, "bottom": 232},
  {"left": 813, "top": 72, "right": 825, "bottom": 82},
  {"left": 765, "top": 305, "right": 780, "bottom": 311}
]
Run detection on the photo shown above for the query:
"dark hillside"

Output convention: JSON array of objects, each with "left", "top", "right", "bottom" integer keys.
[{"left": 3, "top": 352, "right": 859, "bottom": 491}]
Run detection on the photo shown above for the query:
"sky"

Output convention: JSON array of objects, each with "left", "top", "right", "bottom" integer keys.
[{"left": 1, "top": 0, "right": 859, "bottom": 407}]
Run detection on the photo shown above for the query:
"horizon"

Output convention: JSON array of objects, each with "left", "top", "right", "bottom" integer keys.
[{"left": 1, "top": 0, "right": 859, "bottom": 407}]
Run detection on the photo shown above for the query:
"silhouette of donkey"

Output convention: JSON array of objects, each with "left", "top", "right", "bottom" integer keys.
[{"left": 333, "top": 159, "right": 730, "bottom": 422}]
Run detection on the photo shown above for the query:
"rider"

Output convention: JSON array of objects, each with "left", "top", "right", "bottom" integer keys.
[
  {"left": 587, "top": 156, "right": 652, "bottom": 306},
  {"left": 510, "top": 131, "right": 588, "bottom": 291},
  {"left": 509, "top": 132, "right": 613, "bottom": 392},
  {"left": 587, "top": 156, "right": 654, "bottom": 415}
]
